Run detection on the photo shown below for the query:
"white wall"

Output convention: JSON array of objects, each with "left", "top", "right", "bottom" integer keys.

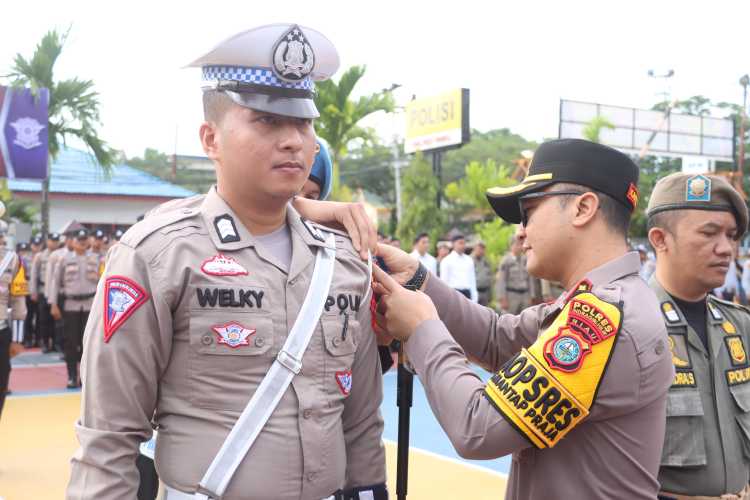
[{"left": 47, "top": 197, "right": 170, "bottom": 231}]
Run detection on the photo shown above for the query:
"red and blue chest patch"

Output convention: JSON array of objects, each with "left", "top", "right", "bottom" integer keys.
[
  {"left": 335, "top": 370, "right": 352, "bottom": 395},
  {"left": 104, "top": 276, "right": 149, "bottom": 343}
]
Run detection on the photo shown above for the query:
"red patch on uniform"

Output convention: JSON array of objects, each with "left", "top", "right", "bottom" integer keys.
[
  {"left": 103, "top": 276, "right": 149, "bottom": 343},
  {"left": 211, "top": 321, "right": 256, "bottom": 348},
  {"left": 200, "top": 254, "right": 248, "bottom": 276},
  {"left": 626, "top": 183, "right": 639, "bottom": 209},
  {"left": 563, "top": 279, "right": 593, "bottom": 304},
  {"left": 335, "top": 370, "right": 353, "bottom": 395}
]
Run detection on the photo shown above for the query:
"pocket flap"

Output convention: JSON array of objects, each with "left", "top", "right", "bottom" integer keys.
[
  {"left": 322, "top": 315, "right": 357, "bottom": 357},
  {"left": 730, "top": 382, "right": 750, "bottom": 412},
  {"left": 190, "top": 312, "right": 274, "bottom": 356},
  {"left": 666, "top": 389, "right": 704, "bottom": 417}
]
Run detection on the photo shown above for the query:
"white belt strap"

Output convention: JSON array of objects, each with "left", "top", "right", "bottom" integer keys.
[
  {"left": 0, "top": 251, "right": 15, "bottom": 278},
  {"left": 164, "top": 485, "right": 338, "bottom": 500},
  {"left": 185, "top": 233, "right": 337, "bottom": 499}
]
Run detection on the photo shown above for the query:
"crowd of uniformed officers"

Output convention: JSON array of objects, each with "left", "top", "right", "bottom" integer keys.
[
  {"left": 1, "top": 20, "right": 747, "bottom": 500},
  {"left": 9, "top": 225, "right": 123, "bottom": 389}
]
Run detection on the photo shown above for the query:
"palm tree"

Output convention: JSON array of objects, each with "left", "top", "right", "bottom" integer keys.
[
  {"left": 5, "top": 28, "right": 115, "bottom": 235},
  {"left": 582, "top": 116, "right": 615, "bottom": 144},
  {"left": 313, "top": 65, "right": 394, "bottom": 198}
]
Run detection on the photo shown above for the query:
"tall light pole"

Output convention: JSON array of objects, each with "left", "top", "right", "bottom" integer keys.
[
  {"left": 739, "top": 74, "right": 749, "bottom": 175},
  {"left": 391, "top": 138, "right": 404, "bottom": 223},
  {"left": 648, "top": 69, "right": 675, "bottom": 105},
  {"left": 641, "top": 69, "right": 675, "bottom": 158}
]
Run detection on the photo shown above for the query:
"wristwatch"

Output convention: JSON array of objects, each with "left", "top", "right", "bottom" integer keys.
[{"left": 404, "top": 262, "right": 428, "bottom": 291}]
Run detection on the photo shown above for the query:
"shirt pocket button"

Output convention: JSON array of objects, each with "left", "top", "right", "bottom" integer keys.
[
  {"left": 201, "top": 334, "right": 213, "bottom": 346},
  {"left": 254, "top": 337, "right": 265, "bottom": 348}
]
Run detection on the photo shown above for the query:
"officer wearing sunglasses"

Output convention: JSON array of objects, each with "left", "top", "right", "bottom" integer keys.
[{"left": 371, "top": 138, "right": 674, "bottom": 499}]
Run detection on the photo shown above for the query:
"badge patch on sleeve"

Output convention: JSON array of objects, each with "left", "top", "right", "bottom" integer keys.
[
  {"left": 484, "top": 292, "right": 621, "bottom": 449},
  {"left": 104, "top": 276, "right": 150, "bottom": 343},
  {"left": 212, "top": 321, "right": 256, "bottom": 348},
  {"left": 668, "top": 335, "right": 691, "bottom": 369},
  {"left": 725, "top": 336, "right": 747, "bottom": 366},
  {"left": 335, "top": 370, "right": 353, "bottom": 395},
  {"left": 201, "top": 254, "right": 248, "bottom": 276}
]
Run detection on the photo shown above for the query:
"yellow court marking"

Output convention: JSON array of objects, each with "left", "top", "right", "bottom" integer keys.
[
  {"left": 0, "top": 394, "right": 507, "bottom": 500},
  {"left": 384, "top": 441, "right": 507, "bottom": 500},
  {"left": 1, "top": 393, "right": 80, "bottom": 500}
]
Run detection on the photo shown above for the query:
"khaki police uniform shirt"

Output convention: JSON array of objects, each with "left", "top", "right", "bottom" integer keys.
[
  {"left": 67, "top": 188, "right": 386, "bottom": 500},
  {"left": 474, "top": 255, "right": 493, "bottom": 306},
  {"left": 30, "top": 248, "right": 51, "bottom": 297},
  {"left": 0, "top": 249, "right": 27, "bottom": 324},
  {"left": 45, "top": 247, "right": 69, "bottom": 299},
  {"left": 48, "top": 250, "right": 99, "bottom": 312},
  {"left": 474, "top": 255, "right": 492, "bottom": 291},
  {"left": 496, "top": 253, "right": 532, "bottom": 313},
  {"left": 650, "top": 278, "right": 750, "bottom": 496},
  {"left": 407, "top": 252, "right": 674, "bottom": 500}
]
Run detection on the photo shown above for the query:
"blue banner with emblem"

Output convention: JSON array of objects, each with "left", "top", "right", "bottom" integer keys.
[{"left": 0, "top": 85, "right": 49, "bottom": 180}]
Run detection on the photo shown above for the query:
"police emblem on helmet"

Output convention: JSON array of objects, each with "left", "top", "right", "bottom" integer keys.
[{"left": 272, "top": 24, "right": 315, "bottom": 82}]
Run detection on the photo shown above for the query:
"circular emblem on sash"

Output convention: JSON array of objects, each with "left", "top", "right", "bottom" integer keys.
[{"left": 552, "top": 336, "right": 582, "bottom": 365}]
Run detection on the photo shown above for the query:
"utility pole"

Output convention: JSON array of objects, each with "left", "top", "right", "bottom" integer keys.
[
  {"left": 392, "top": 139, "right": 403, "bottom": 223},
  {"left": 641, "top": 69, "right": 675, "bottom": 158},
  {"left": 739, "top": 75, "right": 749, "bottom": 176}
]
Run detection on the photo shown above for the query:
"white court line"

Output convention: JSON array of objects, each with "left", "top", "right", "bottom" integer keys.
[
  {"left": 8, "top": 390, "right": 80, "bottom": 399},
  {"left": 11, "top": 362, "right": 66, "bottom": 369},
  {"left": 383, "top": 438, "right": 508, "bottom": 479}
]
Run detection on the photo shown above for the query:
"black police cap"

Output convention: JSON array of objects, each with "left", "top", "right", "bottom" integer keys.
[{"left": 486, "top": 139, "right": 640, "bottom": 224}]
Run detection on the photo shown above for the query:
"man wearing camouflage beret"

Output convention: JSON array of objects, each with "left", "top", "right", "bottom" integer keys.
[{"left": 647, "top": 172, "right": 750, "bottom": 500}]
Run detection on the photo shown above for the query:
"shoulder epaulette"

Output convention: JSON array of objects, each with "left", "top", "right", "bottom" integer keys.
[
  {"left": 309, "top": 221, "right": 349, "bottom": 239},
  {"left": 709, "top": 295, "right": 750, "bottom": 314},
  {"left": 120, "top": 208, "right": 201, "bottom": 248}
]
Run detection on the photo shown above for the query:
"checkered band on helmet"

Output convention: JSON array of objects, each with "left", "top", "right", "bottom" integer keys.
[{"left": 202, "top": 66, "right": 313, "bottom": 91}]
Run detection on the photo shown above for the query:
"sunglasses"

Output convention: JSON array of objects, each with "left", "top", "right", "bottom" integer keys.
[{"left": 518, "top": 191, "right": 586, "bottom": 226}]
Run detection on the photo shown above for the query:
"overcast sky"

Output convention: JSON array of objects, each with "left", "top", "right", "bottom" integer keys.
[{"left": 2, "top": 0, "right": 749, "bottom": 158}]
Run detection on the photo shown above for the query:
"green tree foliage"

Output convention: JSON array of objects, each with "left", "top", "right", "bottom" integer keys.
[
  {"left": 653, "top": 95, "right": 713, "bottom": 116},
  {"left": 396, "top": 153, "right": 445, "bottom": 248},
  {"left": 0, "top": 180, "right": 37, "bottom": 224},
  {"left": 5, "top": 29, "right": 115, "bottom": 234},
  {"left": 475, "top": 218, "right": 515, "bottom": 268},
  {"left": 629, "top": 155, "right": 681, "bottom": 238},
  {"left": 441, "top": 128, "right": 538, "bottom": 184},
  {"left": 339, "top": 142, "right": 395, "bottom": 205},
  {"left": 313, "top": 66, "right": 394, "bottom": 197},
  {"left": 444, "top": 160, "right": 513, "bottom": 216},
  {"left": 126, "top": 148, "right": 170, "bottom": 173},
  {"left": 582, "top": 116, "right": 615, "bottom": 143},
  {"left": 445, "top": 159, "right": 516, "bottom": 265}
]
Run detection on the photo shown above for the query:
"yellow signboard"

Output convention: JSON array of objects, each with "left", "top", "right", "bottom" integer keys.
[{"left": 405, "top": 89, "right": 470, "bottom": 153}]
